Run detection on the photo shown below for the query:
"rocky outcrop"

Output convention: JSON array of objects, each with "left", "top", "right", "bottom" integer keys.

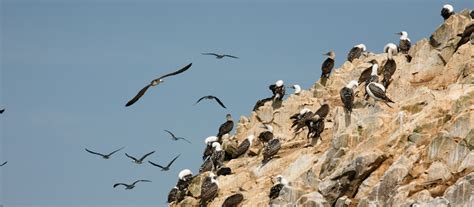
[{"left": 172, "top": 10, "right": 473, "bottom": 207}]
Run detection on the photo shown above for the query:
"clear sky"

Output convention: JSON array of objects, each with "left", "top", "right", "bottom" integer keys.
[{"left": 1, "top": 0, "right": 472, "bottom": 206}]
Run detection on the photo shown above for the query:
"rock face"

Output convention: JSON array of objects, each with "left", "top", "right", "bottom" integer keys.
[{"left": 172, "top": 11, "right": 473, "bottom": 207}]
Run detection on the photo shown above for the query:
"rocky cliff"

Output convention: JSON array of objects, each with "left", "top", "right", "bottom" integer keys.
[{"left": 173, "top": 10, "right": 473, "bottom": 207}]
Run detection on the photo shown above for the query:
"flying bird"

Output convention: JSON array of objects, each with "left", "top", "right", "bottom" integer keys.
[
  {"left": 0, "top": 161, "right": 7, "bottom": 167},
  {"left": 113, "top": 180, "right": 151, "bottom": 190},
  {"left": 85, "top": 147, "right": 124, "bottom": 159},
  {"left": 194, "top": 95, "right": 227, "bottom": 109},
  {"left": 164, "top": 130, "right": 191, "bottom": 144},
  {"left": 0, "top": 109, "right": 5, "bottom": 114},
  {"left": 125, "top": 151, "right": 155, "bottom": 164},
  {"left": 125, "top": 63, "right": 192, "bottom": 107},
  {"left": 202, "top": 53, "right": 239, "bottom": 59},
  {"left": 148, "top": 154, "right": 181, "bottom": 171}
]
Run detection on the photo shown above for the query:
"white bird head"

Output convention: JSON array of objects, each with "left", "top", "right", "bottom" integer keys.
[
  {"left": 247, "top": 134, "right": 255, "bottom": 144},
  {"left": 346, "top": 80, "right": 358, "bottom": 89},
  {"left": 356, "top": 44, "right": 367, "bottom": 51},
  {"left": 275, "top": 80, "right": 284, "bottom": 87},
  {"left": 443, "top": 4, "right": 453, "bottom": 12},
  {"left": 275, "top": 175, "right": 289, "bottom": 185},
  {"left": 212, "top": 142, "right": 222, "bottom": 151},
  {"left": 178, "top": 169, "right": 193, "bottom": 180},
  {"left": 205, "top": 136, "right": 218, "bottom": 145},
  {"left": 397, "top": 31, "right": 409, "bottom": 40},
  {"left": 292, "top": 84, "right": 301, "bottom": 94}
]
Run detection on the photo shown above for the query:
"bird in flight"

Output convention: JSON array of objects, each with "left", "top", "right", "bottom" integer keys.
[
  {"left": 202, "top": 53, "right": 239, "bottom": 59},
  {"left": 113, "top": 180, "right": 151, "bottom": 190},
  {"left": 0, "top": 161, "right": 7, "bottom": 167},
  {"left": 85, "top": 147, "right": 124, "bottom": 159},
  {"left": 125, "top": 63, "right": 192, "bottom": 107},
  {"left": 148, "top": 154, "right": 181, "bottom": 171},
  {"left": 0, "top": 109, "right": 5, "bottom": 114},
  {"left": 164, "top": 130, "right": 191, "bottom": 144},
  {"left": 125, "top": 151, "right": 155, "bottom": 164},
  {"left": 194, "top": 95, "right": 227, "bottom": 109}
]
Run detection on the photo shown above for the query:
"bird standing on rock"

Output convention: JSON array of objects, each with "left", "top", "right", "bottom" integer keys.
[{"left": 321, "top": 51, "right": 335, "bottom": 79}]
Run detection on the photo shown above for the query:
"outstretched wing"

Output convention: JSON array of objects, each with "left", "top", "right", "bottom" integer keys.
[
  {"left": 139, "top": 151, "right": 155, "bottom": 162},
  {"left": 148, "top": 161, "right": 166, "bottom": 169},
  {"left": 202, "top": 53, "right": 219, "bottom": 57},
  {"left": 125, "top": 84, "right": 151, "bottom": 107},
  {"left": 223, "top": 54, "right": 239, "bottom": 59},
  {"left": 194, "top": 96, "right": 210, "bottom": 105},
  {"left": 157, "top": 63, "right": 192, "bottom": 80},
  {"left": 85, "top": 148, "right": 106, "bottom": 157},
  {"left": 0, "top": 109, "right": 5, "bottom": 114},
  {"left": 212, "top": 96, "right": 227, "bottom": 109},
  {"left": 107, "top": 147, "right": 125, "bottom": 156},
  {"left": 133, "top": 180, "right": 152, "bottom": 185},
  {"left": 113, "top": 183, "right": 127, "bottom": 188},
  {"left": 166, "top": 154, "right": 181, "bottom": 168},
  {"left": 164, "top": 129, "right": 176, "bottom": 138},
  {"left": 0, "top": 161, "right": 7, "bottom": 166},
  {"left": 125, "top": 153, "right": 138, "bottom": 162},
  {"left": 177, "top": 137, "right": 192, "bottom": 144}
]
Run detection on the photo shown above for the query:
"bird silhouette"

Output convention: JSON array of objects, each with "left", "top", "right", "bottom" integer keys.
[
  {"left": 85, "top": 147, "right": 124, "bottom": 159},
  {"left": 164, "top": 130, "right": 191, "bottom": 144},
  {"left": 148, "top": 154, "right": 181, "bottom": 171}
]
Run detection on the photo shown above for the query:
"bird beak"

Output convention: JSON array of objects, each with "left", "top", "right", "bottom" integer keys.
[
  {"left": 323, "top": 52, "right": 329, "bottom": 56},
  {"left": 395, "top": 32, "right": 402, "bottom": 35}
]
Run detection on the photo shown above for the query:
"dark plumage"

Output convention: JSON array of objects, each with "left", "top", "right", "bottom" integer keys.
[
  {"left": 222, "top": 193, "right": 244, "bottom": 207},
  {"left": 258, "top": 125, "right": 274, "bottom": 143},
  {"left": 314, "top": 103, "right": 330, "bottom": 120},
  {"left": 441, "top": 4, "right": 454, "bottom": 21},
  {"left": 85, "top": 147, "right": 124, "bottom": 159},
  {"left": 307, "top": 118, "right": 325, "bottom": 140},
  {"left": 233, "top": 135, "right": 254, "bottom": 158},
  {"left": 202, "top": 53, "right": 239, "bottom": 59},
  {"left": 0, "top": 161, "right": 7, "bottom": 167},
  {"left": 217, "top": 114, "right": 233, "bottom": 140},
  {"left": 397, "top": 32, "right": 411, "bottom": 54},
  {"left": 164, "top": 130, "right": 191, "bottom": 144},
  {"left": 253, "top": 97, "right": 273, "bottom": 111},
  {"left": 195, "top": 95, "right": 227, "bottom": 109},
  {"left": 0, "top": 109, "right": 4, "bottom": 114},
  {"left": 199, "top": 156, "right": 214, "bottom": 173},
  {"left": 358, "top": 60, "right": 379, "bottom": 85},
  {"left": 269, "top": 80, "right": 285, "bottom": 101},
  {"left": 262, "top": 138, "right": 281, "bottom": 164},
  {"left": 113, "top": 180, "right": 151, "bottom": 189},
  {"left": 216, "top": 166, "right": 232, "bottom": 176},
  {"left": 148, "top": 154, "right": 180, "bottom": 171},
  {"left": 177, "top": 169, "right": 193, "bottom": 190},
  {"left": 455, "top": 23, "right": 474, "bottom": 52},
  {"left": 168, "top": 187, "right": 179, "bottom": 203},
  {"left": 269, "top": 184, "right": 284, "bottom": 200},
  {"left": 321, "top": 51, "right": 335, "bottom": 78},
  {"left": 203, "top": 136, "right": 218, "bottom": 161},
  {"left": 200, "top": 174, "right": 219, "bottom": 207},
  {"left": 366, "top": 82, "right": 395, "bottom": 108},
  {"left": 211, "top": 143, "right": 225, "bottom": 169},
  {"left": 340, "top": 81, "right": 358, "bottom": 113},
  {"left": 347, "top": 44, "right": 366, "bottom": 62},
  {"left": 125, "top": 63, "right": 192, "bottom": 107},
  {"left": 382, "top": 55, "right": 397, "bottom": 89},
  {"left": 125, "top": 151, "right": 155, "bottom": 164}
]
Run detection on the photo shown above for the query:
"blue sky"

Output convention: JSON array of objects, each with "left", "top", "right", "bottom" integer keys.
[{"left": 1, "top": 1, "right": 472, "bottom": 206}]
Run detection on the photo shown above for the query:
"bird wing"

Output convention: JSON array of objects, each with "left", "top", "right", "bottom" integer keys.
[
  {"left": 139, "top": 151, "right": 155, "bottom": 161},
  {"left": 0, "top": 161, "right": 7, "bottom": 166},
  {"left": 125, "top": 153, "right": 138, "bottom": 162},
  {"left": 166, "top": 154, "right": 181, "bottom": 168},
  {"left": 107, "top": 147, "right": 125, "bottom": 156},
  {"left": 164, "top": 129, "right": 176, "bottom": 138},
  {"left": 202, "top": 53, "right": 219, "bottom": 57},
  {"left": 177, "top": 137, "right": 192, "bottom": 144},
  {"left": 85, "top": 148, "right": 106, "bottom": 157},
  {"left": 134, "top": 180, "right": 152, "bottom": 185},
  {"left": 223, "top": 54, "right": 239, "bottom": 59},
  {"left": 0, "top": 109, "right": 4, "bottom": 114},
  {"left": 148, "top": 161, "right": 166, "bottom": 169},
  {"left": 212, "top": 96, "right": 227, "bottom": 108},
  {"left": 358, "top": 67, "right": 372, "bottom": 85},
  {"left": 113, "top": 183, "right": 128, "bottom": 188},
  {"left": 157, "top": 63, "right": 192, "bottom": 80},
  {"left": 125, "top": 84, "right": 151, "bottom": 107},
  {"left": 315, "top": 104, "right": 329, "bottom": 119},
  {"left": 194, "top": 96, "right": 209, "bottom": 105}
]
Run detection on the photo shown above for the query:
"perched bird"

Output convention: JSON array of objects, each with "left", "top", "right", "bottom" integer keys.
[
  {"left": 258, "top": 125, "right": 274, "bottom": 144},
  {"left": 233, "top": 135, "right": 255, "bottom": 158},
  {"left": 290, "top": 108, "right": 311, "bottom": 122},
  {"left": 85, "top": 147, "right": 124, "bottom": 159},
  {"left": 441, "top": 4, "right": 454, "bottom": 21},
  {"left": 455, "top": 23, "right": 474, "bottom": 52},
  {"left": 125, "top": 63, "right": 192, "bottom": 107},
  {"left": 222, "top": 193, "right": 244, "bottom": 207},
  {"left": 262, "top": 138, "right": 281, "bottom": 165},
  {"left": 366, "top": 81, "right": 395, "bottom": 108},
  {"left": 199, "top": 155, "right": 214, "bottom": 173},
  {"left": 340, "top": 80, "right": 358, "bottom": 114},
  {"left": 194, "top": 95, "right": 227, "bottom": 109},
  {"left": 253, "top": 97, "right": 273, "bottom": 111},
  {"left": 358, "top": 59, "right": 379, "bottom": 86},
  {"left": 383, "top": 43, "right": 399, "bottom": 55},
  {"left": 382, "top": 46, "right": 397, "bottom": 89},
  {"left": 0, "top": 161, "right": 7, "bottom": 167},
  {"left": 313, "top": 102, "right": 330, "bottom": 121},
  {"left": 113, "top": 180, "right": 151, "bottom": 190},
  {"left": 203, "top": 136, "right": 218, "bottom": 161},
  {"left": 307, "top": 118, "right": 325, "bottom": 140},
  {"left": 269, "top": 175, "right": 289, "bottom": 200},
  {"left": 217, "top": 114, "right": 234, "bottom": 141},
  {"left": 0, "top": 109, "right": 5, "bottom": 114},
  {"left": 125, "top": 151, "right": 155, "bottom": 164},
  {"left": 176, "top": 169, "right": 194, "bottom": 190},
  {"left": 148, "top": 154, "right": 181, "bottom": 171},
  {"left": 164, "top": 130, "right": 191, "bottom": 144},
  {"left": 347, "top": 44, "right": 366, "bottom": 62},
  {"left": 168, "top": 186, "right": 180, "bottom": 203},
  {"left": 202, "top": 53, "right": 239, "bottom": 59},
  {"left": 269, "top": 80, "right": 286, "bottom": 101},
  {"left": 288, "top": 84, "right": 301, "bottom": 95},
  {"left": 397, "top": 31, "right": 411, "bottom": 54},
  {"left": 292, "top": 109, "right": 314, "bottom": 133},
  {"left": 321, "top": 51, "right": 335, "bottom": 78},
  {"left": 211, "top": 142, "right": 225, "bottom": 169},
  {"left": 200, "top": 173, "right": 219, "bottom": 207}
]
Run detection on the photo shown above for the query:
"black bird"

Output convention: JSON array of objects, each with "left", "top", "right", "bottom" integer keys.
[
  {"left": 125, "top": 151, "right": 155, "bottom": 164},
  {"left": 202, "top": 53, "right": 239, "bottom": 59},
  {"left": 125, "top": 63, "right": 192, "bottom": 107},
  {"left": 321, "top": 51, "right": 335, "bottom": 78},
  {"left": 177, "top": 169, "right": 194, "bottom": 190},
  {"left": 0, "top": 109, "right": 4, "bottom": 114},
  {"left": 269, "top": 175, "right": 288, "bottom": 200},
  {"left": 164, "top": 130, "right": 191, "bottom": 144},
  {"left": 85, "top": 147, "right": 124, "bottom": 159},
  {"left": 441, "top": 4, "right": 454, "bottom": 21},
  {"left": 366, "top": 82, "right": 395, "bottom": 108},
  {"left": 200, "top": 173, "right": 219, "bottom": 207},
  {"left": 148, "top": 154, "right": 181, "bottom": 171},
  {"left": 113, "top": 180, "right": 151, "bottom": 190},
  {"left": 203, "top": 136, "right": 218, "bottom": 161},
  {"left": 258, "top": 125, "right": 274, "bottom": 144},
  {"left": 262, "top": 138, "right": 281, "bottom": 165},
  {"left": 358, "top": 59, "right": 379, "bottom": 86},
  {"left": 168, "top": 186, "right": 180, "bottom": 203},
  {"left": 340, "top": 80, "right": 358, "bottom": 114},
  {"left": 222, "top": 193, "right": 244, "bottom": 207},
  {"left": 269, "top": 80, "right": 286, "bottom": 101},
  {"left": 455, "top": 23, "right": 474, "bottom": 52},
  {"left": 233, "top": 135, "right": 255, "bottom": 158},
  {"left": 382, "top": 47, "right": 397, "bottom": 89},
  {"left": 0, "top": 161, "right": 7, "bottom": 167},
  {"left": 397, "top": 31, "right": 411, "bottom": 54},
  {"left": 347, "top": 44, "right": 366, "bottom": 62},
  {"left": 253, "top": 97, "right": 273, "bottom": 111},
  {"left": 194, "top": 95, "right": 227, "bottom": 109},
  {"left": 217, "top": 114, "right": 233, "bottom": 141}
]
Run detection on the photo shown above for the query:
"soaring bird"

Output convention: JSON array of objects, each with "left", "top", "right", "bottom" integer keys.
[
  {"left": 0, "top": 109, "right": 4, "bottom": 114},
  {"left": 397, "top": 31, "right": 411, "bottom": 54},
  {"left": 441, "top": 4, "right": 454, "bottom": 21},
  {"left": 85, "top": 147, "right": 124, "bottom": 159},
  {"left": 382, "top": 46, "right": 397, "bottom": 89},
  {"left": 125, "top": 151, "right": 155, "bottom": 164},
  {"left": 148, "top": 154, "right": 181, "bottom": 171},
  {"left": 347, "top": 44, "right": 366, "bottom": 62},
  {"left": 262, "top": 138, "right": 281, "bottom": 165},
  {"left": 125, "top": 63, "right": 192, "bottom": 107},
  {"left": 222, "top": 193, "right": 244, "bottom": 207},
  {"left": 194, "top": 95, "right": 227, "bottom": 109},
  {"left": 269, "top": 175, "right": 289, "bottom": 200},
  {"left": 321, "top": 51, "right": 335, "bottom": 78},
  {"left": 269, "top": 80, "right": 286, "bottom": 101},
  {"left": 202, "top": 53, "right": 239, "bottom": 59},
  {"left": 340, "top": 80, "right": 358, "bottom": 114},
  {"left": 366, "top": 82, "right": 395, "bottom": 108},
  {"left": 217, "top": 114, "right": 234, "bottom": 141},
  {"left": 113, "top": 180, "right": 151, "bottom": 190},
  {"left": 233, "top": 135, "right": 255, "bottom": 158},
  {"left": 200, "top": 173, "right": 219, "bottom": 207},
  {"left": 0, "top": 161, "right": 7, "bottom": 167},
  {"left": 164, "top": 130, "right": 191, "bottom": 144}
]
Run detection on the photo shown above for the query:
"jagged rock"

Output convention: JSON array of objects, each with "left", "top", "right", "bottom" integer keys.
[
  {"left": 296, "top": 192, "right": 329, "bottom": 207},
  {"left": 443, "top": 172, "right": 474, "bottom": 206},
  {"left": 457, "top": 151, "right": 474, "bottom": 173},
  {"left": 427, "top": 162, "right": 452, "bottom": 182}
]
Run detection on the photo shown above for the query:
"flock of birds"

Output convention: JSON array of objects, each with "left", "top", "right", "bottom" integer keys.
[{"left": 1, "top": 4, "right": 473, "bottom": 207}]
